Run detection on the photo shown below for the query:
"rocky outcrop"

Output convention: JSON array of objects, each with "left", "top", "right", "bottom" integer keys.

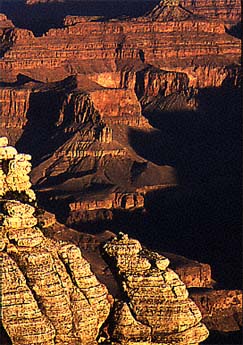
[
  {"left": 143, "top": 0, "right": 195, "bottom": 21},
  {"left": 42, "top": 221, "right": 243, "bottom": 338},
  {"left": 0, "top": 137, "right": 210, "bottom": 345},
  {"left": 191, "top": 290, "right": 242, "bottom": 332},
  {"left": 103, "top": 233, "right": 209, "bottom": 344},
  {"left": 0, "top": 14, "right": 14, "bottom": 29},
  {"left": 66, "top": 183, "right": 178, "bottom": 226},
  {"left": 0, "top": 138, "right": 35, "bottom": 200},
  {"left": 0, "top": 137, "right": 111, "bottom": 345}
]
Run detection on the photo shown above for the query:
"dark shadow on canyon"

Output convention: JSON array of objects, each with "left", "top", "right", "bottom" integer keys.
[
  {"left": 126, "top": 84, "right": 242, "bottom": 289},
  {"left": 32, "top": 83, "right": 242, "bottom": 291},
  {"left": 15, "top": 85, "right": 74, "bottom": 164},
  {"left": 225, "top": 21, "right": 242, "bottom": 39},
  {"left": 39, "top": 84, "right": 242, "bottom": 291},
  {"left": 0, "top": 74, "right": 36, "bottom": 87}
]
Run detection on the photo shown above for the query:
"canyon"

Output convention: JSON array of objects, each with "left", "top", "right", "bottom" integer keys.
[
  {"left": 0, "top": 0, "right": 240, "bottom": 223},
  {"left": 0, "top": 0, "right": 242, "bottom": 344}
]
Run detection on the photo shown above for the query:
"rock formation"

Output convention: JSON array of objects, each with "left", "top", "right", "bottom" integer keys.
[
  {"left": 0, "top": 0, "right": 240, "bottom": 82},
  {"left": 144, "top": 0, "right": 195, "bottom": 22},
  {"left": 103, "top": 232, "right": 209, "bottom": 344},
  {"left": 0, "top": 137, "right": 111, "bottom": 345},
  {"left": 41, "top": 213, "right": 243, "bottom": 339},
  {"left": 0, "top": 136, "right": 211, "bottom": 344}
]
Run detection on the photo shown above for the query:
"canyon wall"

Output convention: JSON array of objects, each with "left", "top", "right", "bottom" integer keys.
[
  {"left": 0, "top": 1, "right": 240, "bottom": 209},
  {"left": 0, "top": 7, "right": 240, "bottom": 82},
  {"left": 0, "top": 87, "right": 31, "bottom": 128}
]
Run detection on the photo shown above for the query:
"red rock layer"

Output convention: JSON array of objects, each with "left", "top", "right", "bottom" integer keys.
[
  {"left": 180, "top": 0, "right": 241, "bottom": 22},
  {"left": 0, "top": 14, "right": 14, "bottom": 28},
  {"left": 0, "top": 87, "right": 31, "bottom": 128},
  {"left": 0, "top": 16, "right": 240, "bottom": 82}
]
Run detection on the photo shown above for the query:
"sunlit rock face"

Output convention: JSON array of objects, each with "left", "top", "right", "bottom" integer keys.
[
  {"left": 0, "top": 137, "right": 111, "bottom": 345},
  {"left": 103, "top": 233, "right": 209, "bottom": 344},
  {"left": 0, "top": 0, "right": 240, "bottom": 82},
  {"left": 0, "top": 137, "right": 209, "bottom": 345}
]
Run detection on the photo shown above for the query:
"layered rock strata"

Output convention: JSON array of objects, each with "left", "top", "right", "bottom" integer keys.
[
  {"left": 0, "top": 1, "right": 240, "bottom": 83},
  {"left": 0, "top": 1, "right": 240, "bottom": 208},
  {"left": 103, "top": 232, "right": 209, "bottom": 344},
  {"left": 0, "top": 137, "right": 111, "bottom": 345},
  {"left": 180, "top": 0, "right": 241, "bottom": 22},
  {"left": 0, "top": 13, "right": 14, "bottom": 29},
  {"left": 16, "top": 73, "right": 176, "bottom": 207},
  {"left": 65, "top": 183, "right": 178, "bottom": 226}
]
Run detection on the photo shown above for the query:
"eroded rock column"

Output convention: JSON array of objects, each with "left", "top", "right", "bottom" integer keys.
[
  {"left": 104, "top": 233, "right": 209, "bottom": 344},
  {"left": 0, "top": 136, "right": 111, "bottom": 345}
]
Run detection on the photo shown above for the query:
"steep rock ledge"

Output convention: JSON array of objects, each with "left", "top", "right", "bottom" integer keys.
[{"left": 0, "top": 136, "right": 209, "bottom": 344}]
